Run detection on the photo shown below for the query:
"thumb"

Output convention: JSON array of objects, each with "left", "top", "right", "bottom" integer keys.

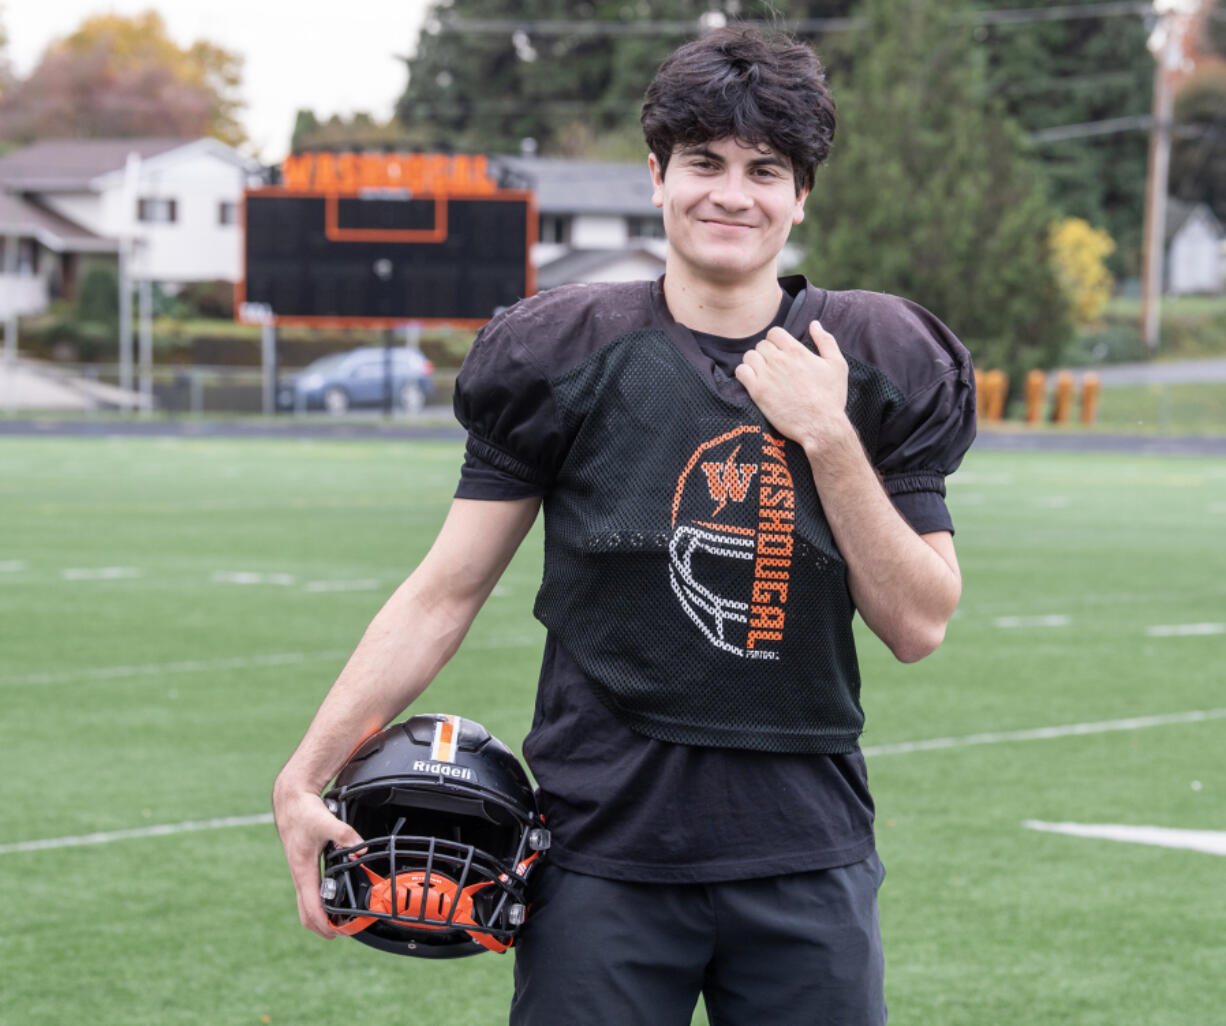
[{"left": 809, "top": 320, "right": 844, "bottom": 363}]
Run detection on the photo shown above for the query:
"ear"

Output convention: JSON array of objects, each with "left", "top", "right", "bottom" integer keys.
[
  {"left": 648, "top": 153, "right": 665, "bottom": 209},
  {"left": 793, "top": 186, "right": 810, "bottom": 226}
]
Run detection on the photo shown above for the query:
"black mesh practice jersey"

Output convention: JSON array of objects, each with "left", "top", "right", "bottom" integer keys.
[{"left": 453, "top": 274, "right": 976, "bottom": 881}]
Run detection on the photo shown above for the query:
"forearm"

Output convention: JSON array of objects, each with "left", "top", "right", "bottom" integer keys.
[
  {"left": 804, "top": 417, "right": 961, "bottom": 662},
  {"left": 274, "top": 574, "right": 478, "bottom": 796},
  {"left": 274, "top": 496, "right": 539, "bottom": 799}
]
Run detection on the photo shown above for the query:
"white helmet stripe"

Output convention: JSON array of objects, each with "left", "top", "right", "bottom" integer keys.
[{"left": 430, "top": 715, "right": 460, "bottom": 763}]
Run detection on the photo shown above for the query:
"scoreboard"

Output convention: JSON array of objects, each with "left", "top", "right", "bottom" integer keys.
[{"left": 237, "top": 153, "right": 536, "bottom": 328}]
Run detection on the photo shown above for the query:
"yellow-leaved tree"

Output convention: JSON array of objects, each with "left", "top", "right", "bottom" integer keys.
[{"left": 1048, "top": 218, "right": 1116, "bottom": 326}]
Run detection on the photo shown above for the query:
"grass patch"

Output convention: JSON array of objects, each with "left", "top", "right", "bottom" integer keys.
[{"left": 1, "top": 439, "right": 1223, "bottom": 1025}]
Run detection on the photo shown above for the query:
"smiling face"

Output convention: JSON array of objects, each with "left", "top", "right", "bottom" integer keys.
[{"left": 649, "top": 136, "right": 809, "bottom": 292}]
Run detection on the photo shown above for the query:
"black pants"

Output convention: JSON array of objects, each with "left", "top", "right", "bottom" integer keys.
[{"left": 510, "top": 854, "right": 887, "bottom": 1026}]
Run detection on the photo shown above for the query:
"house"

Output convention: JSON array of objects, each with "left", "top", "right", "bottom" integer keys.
[
  {"left": 1165, "top": 198, "right": 1225, "bottom": 295},
  {"left": 496, "top": 156, "right": 667, "bottom": 288},
  {"left": 0, "top": 137, "right": 263, "bottom": 319}
]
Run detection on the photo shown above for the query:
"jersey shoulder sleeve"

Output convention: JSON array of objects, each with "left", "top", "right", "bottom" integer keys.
[
  {"left": 452, "top": 282, "right": 655, "bottom": 487},
  {"left": 825, "top": 289, "right": 977, "bottom": 500}
]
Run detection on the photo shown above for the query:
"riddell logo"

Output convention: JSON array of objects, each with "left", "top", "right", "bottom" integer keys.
[
  {"left": 670, "top": 426, "right": 795, "bottom": 660},
  {"left": 413, "top": 760, "right": 474, "bottom": 780}
]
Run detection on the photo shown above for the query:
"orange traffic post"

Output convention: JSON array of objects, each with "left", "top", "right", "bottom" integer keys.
[
  {"left": 1024, "top": 369, "right": 1047, "bottom": 425},
  {"left": 1081, "top": 373, "right": 1101, "bottom": 426},
  {"left": 983, "top": 369, "right": 1008, "bottom": 423},
  {"left": 1052, "top": 370, "right": 1074, "bottom": 424}
]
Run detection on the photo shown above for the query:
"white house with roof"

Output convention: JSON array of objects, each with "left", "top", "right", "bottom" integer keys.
[
  {"left": 497, "top": 155, "right": 668, "bottom": 289},
  {"left": 0, "top": 137, "right": 263, "bottom": 319},
  {"left": 1164, "top": 198, "right": 1225, "bottom": 295}
]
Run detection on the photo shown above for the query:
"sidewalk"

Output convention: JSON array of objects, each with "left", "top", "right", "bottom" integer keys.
[{"left": 0, "top": 356, "right": 142, "bottom": 411}]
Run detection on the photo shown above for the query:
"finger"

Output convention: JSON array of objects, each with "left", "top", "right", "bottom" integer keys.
[
  {"left": 740, "top": 348, "right": 766, "bottom": 372},
  {"left": 763, "top": 326, "right": 799, "bottom": 351},
  {"left": 734, "top": 362, "right": 756, "bottom": 387},
  {"left": 809, "top": 320, "right": 845, "bottom": 363}
]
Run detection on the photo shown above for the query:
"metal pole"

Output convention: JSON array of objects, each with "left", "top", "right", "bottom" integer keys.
[
  {"left": 118, "top": 241, "right": 134, "bottom": 408},
  {"left": 261, "top": 321, "right": 277, "bottom": 415},
  {"left": 3, "top": 233, "right": 18, "bottom": 412},
  {"left": 383, "top": 329, "right": 394, "bottom": 417},
  {"left": 138, "top": 277, "right": 154, "bottom": 414}
]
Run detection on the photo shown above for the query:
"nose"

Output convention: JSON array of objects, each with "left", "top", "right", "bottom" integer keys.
[{"left": 709, "top": 171, "right": 753, "bottom": 211}]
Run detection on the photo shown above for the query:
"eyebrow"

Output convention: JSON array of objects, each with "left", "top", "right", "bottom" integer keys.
[{"left": 677, "top": 145, "right": 790, "bottom": 170}]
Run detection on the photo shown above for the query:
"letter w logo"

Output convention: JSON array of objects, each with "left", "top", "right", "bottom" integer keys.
[{"left": 701, "top": 445, "right": 758, "bottom": 517}]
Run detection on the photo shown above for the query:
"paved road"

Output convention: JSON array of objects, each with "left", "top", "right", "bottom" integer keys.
[{"left": 1068, "top": 356, "right": 1226, "bottom": 386}]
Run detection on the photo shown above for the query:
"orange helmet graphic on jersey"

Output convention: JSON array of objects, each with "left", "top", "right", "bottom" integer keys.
[{"left": 669, "top": 425, "right": 795, "bottom": 660}]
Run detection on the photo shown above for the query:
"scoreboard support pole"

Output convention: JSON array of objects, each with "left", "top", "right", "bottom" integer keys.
[{"left": 261, "top": 320, "right": 277, "bottom": 416}]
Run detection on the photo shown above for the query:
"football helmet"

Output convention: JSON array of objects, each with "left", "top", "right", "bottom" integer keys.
[{"left": 320, "top": 713, "right": 549, "bottom": 958}]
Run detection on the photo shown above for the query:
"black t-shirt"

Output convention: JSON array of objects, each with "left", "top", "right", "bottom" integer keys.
[{"left": 452, "top": 276, "right": 975, "bottom": 882}]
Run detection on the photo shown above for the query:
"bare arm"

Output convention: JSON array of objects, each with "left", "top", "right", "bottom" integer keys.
[
  {"left": 735, "top": 321, "right": 961, "bottom": 663},
  {"left": 272, "top": 495, "right": 541, "bottom": 937}
]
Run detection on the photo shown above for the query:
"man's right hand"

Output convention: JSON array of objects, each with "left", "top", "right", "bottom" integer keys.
[{"left": 272, "top": 785, "right": 366, "bottom": 939}]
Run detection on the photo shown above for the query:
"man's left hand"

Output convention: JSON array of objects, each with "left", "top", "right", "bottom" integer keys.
[{"left": 734, "top": 320, "right": 849, "bottom": 452}]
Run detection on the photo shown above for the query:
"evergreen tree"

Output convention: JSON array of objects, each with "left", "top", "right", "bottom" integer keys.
[
  {"left": 1170, "top": 64, "right": 1226, "bottom": 226},
  {"left": 970, "top": 0, "right": 1150, "bottom": 277},
  {"left": 798, "top": 0, "right": 1074, "bottom": 383}
]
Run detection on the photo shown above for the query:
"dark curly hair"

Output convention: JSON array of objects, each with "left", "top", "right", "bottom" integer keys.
[{"left": 640, "top": 26, "right": 836, "bottom": 195}]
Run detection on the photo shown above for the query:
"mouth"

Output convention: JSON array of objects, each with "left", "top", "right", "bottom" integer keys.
[{"left": 700, "top": 219, "right": 755, "bottom": 230}]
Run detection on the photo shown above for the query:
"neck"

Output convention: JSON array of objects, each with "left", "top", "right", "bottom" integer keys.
[{"left": 662, "top": 267, "right": 783, "bottom": 337}]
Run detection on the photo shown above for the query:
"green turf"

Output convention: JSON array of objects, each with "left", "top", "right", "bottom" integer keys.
[{"left": 1, "top": 437, "right": 1223, "bottom": 1025}]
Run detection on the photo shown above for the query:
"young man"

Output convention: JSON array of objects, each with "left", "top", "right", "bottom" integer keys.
[{"left": 274, "top": 26, "right": 976, "bottom": 1025}]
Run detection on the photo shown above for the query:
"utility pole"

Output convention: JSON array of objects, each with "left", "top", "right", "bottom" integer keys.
[{"left": 1140, "top": 0, "right": 1198, "bottom": 351}]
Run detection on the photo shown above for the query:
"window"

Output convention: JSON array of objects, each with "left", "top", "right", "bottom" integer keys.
[
  {"left": 218, "top": 201, "right": 238, "bottom": 226},
  {"left": 137, "top": 198, "right": 178, "bottom": 224},
  {"left": 539, "top": 215, "right": 569, "bottom": 244},
  {"left": 628, "top": 216, "right": 665, "bottom": 240},
  {"left": 0, "top": 237, "right": 38, "bottom": 274}
]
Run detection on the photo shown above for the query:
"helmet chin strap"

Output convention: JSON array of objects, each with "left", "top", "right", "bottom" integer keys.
[{"left": 333, "top": 863, "right": 511, "bottom": 953}]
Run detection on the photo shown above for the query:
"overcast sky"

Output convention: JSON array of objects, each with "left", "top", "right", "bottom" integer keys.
[{"left": 5, "top": 0, "right": 433, "bottom": 162}]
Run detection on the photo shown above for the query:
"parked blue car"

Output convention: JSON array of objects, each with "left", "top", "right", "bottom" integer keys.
[{"left": 278, "top": 346, "right": 435, "bottom": 414}]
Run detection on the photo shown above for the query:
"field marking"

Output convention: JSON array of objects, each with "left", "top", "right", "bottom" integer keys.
[
  {"left": 5, "top": 706, "right": 1221, "bottom": 856},
  {"left": 994, "top": 614, "right": 1071, "bottom": 629},
  {"left": 61, "top": 566, "right": 142, "bottom": 581},
  {"left": 211, "top": 570, "right": 297, "bottom": 586},
  {"left": 0, "top": 560, "right": 25, "bottom": 572},
  {"left": 0, "top": 813, "right": 275, "bottom": 855},
  {"left": 1146, "top": 623, "right": 1225, "bottom": 637},
  {"left": 303, "top": 578, "right": 381, "bottom": 593},
  {"left": 0, "top": 649, "right": 353, "bottom": 688},
  {"left": 1024, "top": 821, "right": 1226, "bottom": 857},
  {"left": 862, "top": 707, "right": 1226, "bottom": 757}
]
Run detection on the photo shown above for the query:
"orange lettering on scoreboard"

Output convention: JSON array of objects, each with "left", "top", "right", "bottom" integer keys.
[{"left": 278, "top": 153, "right": 497, "bottom": 195}]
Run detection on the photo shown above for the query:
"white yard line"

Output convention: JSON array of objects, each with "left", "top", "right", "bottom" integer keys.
[
  {"left": 0, "top": 814, "right": 275, "bottom": 855},
  {"left": 994, "top": 614, "right": 1072, "bottom": 629},
  {"left": 0, "top": 649, "right": 353, "bottom": 688},
  {"left": 5, "top": 705, "right": 1222, "bottom": 856},
  {"left": 1145, "top": 623, "right": 1225, "bottom": 637},
  {"left": 862, "top": 707, "right": 1226, "bottom": 757},
  {"left": 1024, "top": 821, "right": 1226, "bottom": 857}
]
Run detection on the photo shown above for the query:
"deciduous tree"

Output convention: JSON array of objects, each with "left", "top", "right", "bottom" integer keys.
[{"left": 0, "top": 11, "right": 246, "bottom": 146}]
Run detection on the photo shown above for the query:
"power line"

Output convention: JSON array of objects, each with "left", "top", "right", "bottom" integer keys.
[
  {"left": 1031, "top": 113, "right": 1154, "bottom": 142},
  {"left": 431, "top": 2, "right": 1152, "bottom": 37}
]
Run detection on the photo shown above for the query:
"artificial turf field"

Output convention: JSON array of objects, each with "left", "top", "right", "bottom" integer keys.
[{"left": 1, "top": 434, "right": 1223, "bottom": 1026}]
